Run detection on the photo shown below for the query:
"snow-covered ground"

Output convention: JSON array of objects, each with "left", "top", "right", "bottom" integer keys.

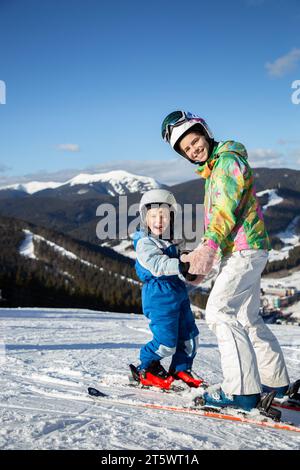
[
  {"left": 19, "top": 229, "right": 140, "bottom": 286},
  {"left": 256, "top": 189, "right": 283, "bottom": 211},
  {"left": 20, "top": 229, "right": 100, "bottom": 268},
  {"left": 102, "top": 239, "right": 137, "bottom": 260},
  {"left": 262, "top": 269, "right": 300, "bottom": 290},
  {"left": 269, "top": 215, "right": 300, "bottom": 263},
  {"left": 0, "top": 308, "right": 299, "bottom": 450},
  {"left": 261, "top": 270, "right": 300, "bottom": 321},
  {"left": 277, "top": 216, "right": 300, "bottom": 246}
]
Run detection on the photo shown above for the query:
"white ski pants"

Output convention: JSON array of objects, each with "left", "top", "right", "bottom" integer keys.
[{"left": 205, "top": 249, "right": 290, "bottom": 395}]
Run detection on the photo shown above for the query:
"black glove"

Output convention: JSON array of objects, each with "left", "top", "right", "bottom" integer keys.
[{"left": 179, "top": 250, "right": 197, "bottom": 282}]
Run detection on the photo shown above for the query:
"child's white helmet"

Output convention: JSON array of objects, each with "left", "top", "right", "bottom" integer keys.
[{"left": 139, "top": 189, "right": 177, "bottom": 225}]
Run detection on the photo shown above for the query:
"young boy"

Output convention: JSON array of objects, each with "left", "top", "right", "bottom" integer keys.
[{"left": 131, "top": 189, "right": 203, "bottom": 390}]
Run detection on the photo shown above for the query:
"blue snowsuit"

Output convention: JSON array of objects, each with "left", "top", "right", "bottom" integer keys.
[{"left": 133, "top": 230, "right": 199, "bottom": 372}]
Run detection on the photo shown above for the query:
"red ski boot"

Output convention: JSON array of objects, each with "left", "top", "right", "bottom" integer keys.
[
  {"left": 171, "top": 369, "right": 205, "bottom": 388},
  {"left": 130, "top": 362, "right": 174, "bottom": 390}
]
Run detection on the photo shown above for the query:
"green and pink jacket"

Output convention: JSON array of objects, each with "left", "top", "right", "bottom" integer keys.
[{"left": 197, "top": 140, "right": 271, "bottom": 256}]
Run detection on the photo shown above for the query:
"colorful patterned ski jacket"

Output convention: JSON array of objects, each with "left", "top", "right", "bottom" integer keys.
[{"left": 196, "top": 140, "right": 271, "bottom": 256}]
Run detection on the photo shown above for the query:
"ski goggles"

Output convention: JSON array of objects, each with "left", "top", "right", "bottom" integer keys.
[
  {"left": 161, "top": 111, "right": 204, "bottom": 143},
  {"left": 161, "top": 111, "right": 189, "bottom": 143}
]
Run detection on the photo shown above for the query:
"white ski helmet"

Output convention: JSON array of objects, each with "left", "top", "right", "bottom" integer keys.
[
  {"left": 161, "top": 110, "right": 214, "bottom": 158},
  {"left": 139, "top": 189, "right": 178, "bottom": 226}
]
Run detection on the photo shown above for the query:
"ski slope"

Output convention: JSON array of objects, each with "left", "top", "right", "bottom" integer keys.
[{"left": 0, "top": 308, "right": 299, "bottom": 450}]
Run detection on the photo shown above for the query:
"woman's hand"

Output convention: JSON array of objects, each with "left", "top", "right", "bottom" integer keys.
[{"left": 180, "top": 244, "right": 217, "bottom": 275}]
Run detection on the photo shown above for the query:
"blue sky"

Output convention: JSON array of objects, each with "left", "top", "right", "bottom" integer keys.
[{"left": 0, "top": 0, "right": 300, "bottom": 185}]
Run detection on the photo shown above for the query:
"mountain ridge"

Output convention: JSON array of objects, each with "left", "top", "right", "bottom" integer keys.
[
  {"left": 0, "top": 170, "right": 164, "bottom": 198},
  {"left": 0, "top": 167, "right": 299, "bottom": 247}
]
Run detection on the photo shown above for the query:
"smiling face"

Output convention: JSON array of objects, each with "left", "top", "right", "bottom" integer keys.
[
  {"left": 179, "top": 131, "right": 210, "bottom": 164},
  {"left": 146, "top": 206, "right": 171, "bottom": 237}
]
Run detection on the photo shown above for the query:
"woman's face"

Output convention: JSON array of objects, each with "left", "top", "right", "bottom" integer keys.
[
  {"left": 146, "top": 207, "right": 171, "bottom": 237},
  {"left": 179, "top": 131, "right": 210, "bottom": 163}
]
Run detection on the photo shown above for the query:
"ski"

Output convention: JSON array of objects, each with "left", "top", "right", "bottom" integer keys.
[
  {"left": 272, "top": 380, "right": 300, "bottom": 412},
  {"left": 128, "top": 367, "right": 300, "bottom": 412},
  {"left": 128, "top": 371, "right": 300, "bottom": 411},
  {"left": 272, "top": 400, "right": 300, "bottom": 412},
  {"left": 87, "top": 387, "right": 300, "bottom": 434},
  {"left": 126, "top": 385, "right": 300, "bottom": 411},
  {"left": 127, "top": 384, "right": 300, "bottom": 410}
]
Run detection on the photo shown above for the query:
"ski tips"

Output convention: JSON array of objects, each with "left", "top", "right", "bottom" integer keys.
[{"left": 88, "top": 387, "right": 108, "bottom": 398}]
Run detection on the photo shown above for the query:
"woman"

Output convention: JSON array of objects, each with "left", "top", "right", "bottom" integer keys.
[{"left": 161, "top": 110, "right": 290, "bottom": 411}]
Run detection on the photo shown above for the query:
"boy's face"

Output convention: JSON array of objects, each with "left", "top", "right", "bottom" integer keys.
[
  {"left": 179, "top": 131, "right": 210, "bottom": 164},
  {"left": 146, "top": 206, "right": 171, "bottom": 237}
]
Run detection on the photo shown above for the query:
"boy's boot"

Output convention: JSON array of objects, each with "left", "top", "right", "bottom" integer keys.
[
  {"left": 170, "top": 368, "right": 205, "bottom": 388},
  {"left": 130, "top": 361, "right": 174, "bottom": 390}
]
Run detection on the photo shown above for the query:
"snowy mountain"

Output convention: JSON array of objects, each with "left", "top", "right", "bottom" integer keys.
[
  {"left": 0, "top": 167, "right": 299, "bottom": 244},
  {"left": 0, "top": 167, "right": 299, "bottom": 296},
  {"left": 0, "top": 181, "right": 62, "bottom": 195},
  {"left": 0, "top": 308, "right": 299, "bottom": 450},
  {"left": 65, "top": 170, "right": 163, "bottom": 196},
  {"left": 0, "top": 170, "right": 164, "bottom": 198}
]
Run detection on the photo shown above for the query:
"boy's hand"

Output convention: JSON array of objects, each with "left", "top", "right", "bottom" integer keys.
[
  {"left": 179, "top": 259, "right": 197, "bottom": 281},
  {"left": 180, "top": 244, "right": 217, "bottom": 275}
]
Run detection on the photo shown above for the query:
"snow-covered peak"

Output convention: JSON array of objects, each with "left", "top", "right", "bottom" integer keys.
[
  {"left": 65, "top": 170, "right": 162, "bottom": 195},
  {"left": 0, "top": 170, "right": 163, "bottom": 196},
  {"left": 67, "top": 170, "right": 142, "bottom": 185},
  {"left": 0, "top": 181, "right": 63, "bottom": 195}
]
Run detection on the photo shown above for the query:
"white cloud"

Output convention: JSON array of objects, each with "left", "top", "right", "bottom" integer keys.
[
  {"left": 248, "top": 148, "right": 284, "bottom": 167},
  {"left": 289, "top": 148, "right": 300, "bottom": 164},
  {"left": 85, "top": 158, "right": 199, "bottom": 186},
  {"left": 0, "top": 168, "right": 80, "bottom": 187},
  {"left": 1, "top": 158, "right": 198, "bottom": 187},
  {"left": 3, "top": 148, "right": 299, "bottom": 189},
  {"left": 57, "top": 144, "right": 80, "bottom": 152},
  {"left": 265, "top": 48, "right": 300, "bottom": 77}
]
